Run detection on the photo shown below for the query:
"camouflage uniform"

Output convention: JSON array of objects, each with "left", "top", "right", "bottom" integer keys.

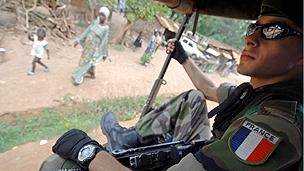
[
  {"left": 39, "top": 153, "right": 82, "bottom": 171},
  {"left": 167, "top": 78, "right": 303, "bottom": 171},
  {"left": 39, "top": 84, "right": 235, "bottom": 171},
  {"left": 135, "top": 83, "right": 236, "bottom": 144},
  {"left": 39, "top": 79, "right": 302, "bottom": 171}
]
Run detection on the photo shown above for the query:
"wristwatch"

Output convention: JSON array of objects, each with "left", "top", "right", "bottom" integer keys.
[{"left": 78, "top": 144, "right": 99, "bottom": 163}]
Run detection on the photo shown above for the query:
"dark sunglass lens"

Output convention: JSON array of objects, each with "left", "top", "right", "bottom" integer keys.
[
  {"left": 246, "top": 24, "right": 257, "bottom": 36},
  {"left": 262, "top": 24, "right": 286, "bottom": 39}
]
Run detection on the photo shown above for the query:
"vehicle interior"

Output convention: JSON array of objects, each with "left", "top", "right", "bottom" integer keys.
[{"left": 156, "top": 0, "right": 263, "bottom": 20}]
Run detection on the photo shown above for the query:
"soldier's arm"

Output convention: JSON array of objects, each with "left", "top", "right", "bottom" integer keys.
[
  {"left": 89, "top": 151, "right": 131, "bottom": 171},
  {"left": 196, "top": 100, "right": 302, "bottom": 170},
  {"left": 167, "top": 153, "right": 208, "bottom": 171},
  {"left": 166, "top": 100, "right": 302, "bottom": 171},
  {"left": 182, "top": 58, "right": 219, "bottom": 102}
]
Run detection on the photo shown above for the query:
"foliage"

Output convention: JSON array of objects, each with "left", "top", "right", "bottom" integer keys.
[
  {"left": 170, "top": 12, "right": 250, "bottom": 50},
  {"left": 195, "top": 15, "right": 251, "bottom": 50},
  {"left": 96, "top": 0, "right": 171, "bottom": 22},
  {"left": 125, "top": 0, "right": 170, "bottom": 22},
  {"left": 98, "top": 0, "right": 172, "bottom": 44},
  {"left": 0, "top": 95, "right": 172, "bottom": 152}
]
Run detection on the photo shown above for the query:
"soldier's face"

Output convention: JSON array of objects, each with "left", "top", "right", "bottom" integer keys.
[{"left": 237, "top": 16, "right": 303, "bottom": 80}]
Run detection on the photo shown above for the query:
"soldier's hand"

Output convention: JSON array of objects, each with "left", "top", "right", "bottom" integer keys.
[
  {"left": 52, "top": 129, "right": 104, "bottom": 170},
  {"left": 166, "top": 38, "right": 188, "bottom": 64}
]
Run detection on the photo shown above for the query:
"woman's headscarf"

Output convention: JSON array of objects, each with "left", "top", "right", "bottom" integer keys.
[{"left": 99, "top": 7, "right": 110, "bottom": 19}]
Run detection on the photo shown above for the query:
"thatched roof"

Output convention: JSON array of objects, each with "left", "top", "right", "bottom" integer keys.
[{"left": 155, "top": 15, "right": 179, "bottom": 33}]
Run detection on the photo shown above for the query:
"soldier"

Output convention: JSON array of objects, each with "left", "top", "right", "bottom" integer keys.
[{"left": 41, "top": 0, "right": 303, "bottom": 170}]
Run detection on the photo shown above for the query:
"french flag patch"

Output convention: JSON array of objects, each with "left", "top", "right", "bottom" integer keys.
[{"left": 229, "top": 120, "right": 281, "bottom": 165}]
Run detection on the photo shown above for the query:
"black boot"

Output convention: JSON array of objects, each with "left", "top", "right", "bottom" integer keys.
[{"left": 100, "top": 112, "right": 141, "bottom": 152}]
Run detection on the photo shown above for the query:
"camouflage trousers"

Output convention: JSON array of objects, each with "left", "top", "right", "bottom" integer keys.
[
  {"left": 39, "top": 90, "right": 212, "bottom": 171},
  {"left": 136, "top": 89, "right": 212, "bottom": 144}
]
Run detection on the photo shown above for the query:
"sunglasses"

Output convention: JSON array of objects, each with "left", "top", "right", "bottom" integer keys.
[{"left": 246, "top": 22, "right": 303, "bottom": 40}]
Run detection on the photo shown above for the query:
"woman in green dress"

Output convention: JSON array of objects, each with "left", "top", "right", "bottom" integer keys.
[{"left": 72, "top": 7, "right": 110, "bottom": 85}]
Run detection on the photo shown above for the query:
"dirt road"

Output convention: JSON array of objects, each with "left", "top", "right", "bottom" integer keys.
[{"left": 0, "top": 31, "right": 248, "bottom": 115}]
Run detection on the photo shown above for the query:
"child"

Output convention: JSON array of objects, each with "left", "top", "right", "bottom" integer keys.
[
  {"left": 133, "top": 31, "right": 142, "bottom": 51},
  {"left": 27, "top": 27, "right": 50, "bottom": 76}
]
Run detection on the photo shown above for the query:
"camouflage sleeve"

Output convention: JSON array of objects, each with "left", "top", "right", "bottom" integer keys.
[
  {"left": 194, "top": 100, "right": 302, "bottom": 170},
  {"left": 166, "top": 153, "right": 207, "bottom": 171},
  {"left": 216, "top": 83, "right": 237, "bottom": 103}
]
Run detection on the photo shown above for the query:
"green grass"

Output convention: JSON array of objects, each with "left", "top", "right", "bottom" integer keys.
[{"left": 0, "top": 95, "right": 172, "bottom": 152}]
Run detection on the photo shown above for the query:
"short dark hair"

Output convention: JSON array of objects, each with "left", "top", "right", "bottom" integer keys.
[{"left": 37, "top": 27, "right": 46, "bottom": 38}]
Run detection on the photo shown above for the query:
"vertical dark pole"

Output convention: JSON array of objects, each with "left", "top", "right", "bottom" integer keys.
[{"left": 141, "top": 13, "right": 193, "bottom": 115}]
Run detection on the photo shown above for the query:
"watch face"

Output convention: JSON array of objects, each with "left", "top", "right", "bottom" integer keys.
[{"left": 78, "top": 144, "right": 96, "bottom": 162}]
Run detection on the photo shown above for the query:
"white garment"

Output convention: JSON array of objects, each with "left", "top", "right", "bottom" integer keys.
[
  {"left": 30, "top": 35, "right": 48, "bottom": 58},
  {"left": 99, "top": 6, "right": 110, "bottom": 18}
]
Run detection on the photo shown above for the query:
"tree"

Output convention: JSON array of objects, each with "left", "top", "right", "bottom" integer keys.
[
  {"left": 97, "top": 0, "right": 248, "bottom": 49},
  {"left": 102, "top": 0, "right": 171, "bottom": 44},
  {"left": 196, "top": 15, "right": 251, "bottom": 49}
]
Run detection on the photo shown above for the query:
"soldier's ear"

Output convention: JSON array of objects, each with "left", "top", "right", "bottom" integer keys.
[
  {"left": 296, "top": 55, "right": 303, "bottom": 65},
  {"left": 294, "top": 58, "right": 303, "bottom": 70}
]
